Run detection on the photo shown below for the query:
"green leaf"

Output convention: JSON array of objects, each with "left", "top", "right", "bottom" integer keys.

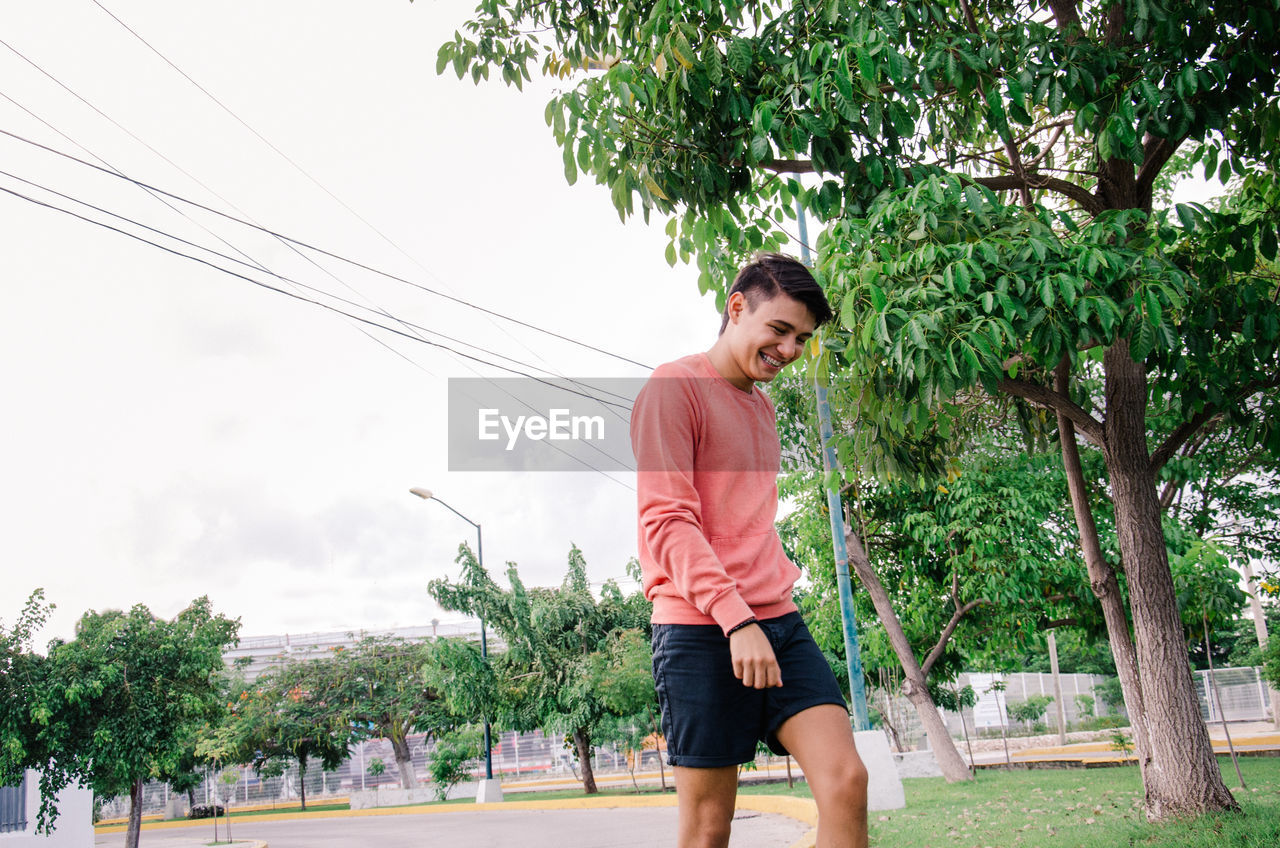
[
  {"left": 856, "top": 47, "right": 875, "bottom": 83},
  {"left": 727, "top": 39, "right": 753, "bottom": 76},
  {"left": 1260, "top": 222, "right": 1278, "bottom": 262},
  {"left": 866, "top": 156, "right": 885, "bottom": 187},
  {"left": 750, "top": 134, "right": 771, "bottom": 161},
  {"left": 869, "top": 284, "right": 888, "bottom": 311},
  {"left": 562, "top": 143, "right": 578, "bottom": 185},
  {"left": 963, "top": 185, "right": 983, "bottom": 215}
]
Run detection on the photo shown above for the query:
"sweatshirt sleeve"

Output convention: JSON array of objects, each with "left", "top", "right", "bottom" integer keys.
[{"left": 631, "top": 370, "right": 755, "bottom": 634}]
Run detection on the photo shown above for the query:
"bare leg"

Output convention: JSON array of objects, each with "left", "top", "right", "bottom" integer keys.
[
  {"left": 774, "top": 704, "right": 869, "bottom": 848},
  {"left": 673, "top": 765, "right": 738, "bottom": 848}
]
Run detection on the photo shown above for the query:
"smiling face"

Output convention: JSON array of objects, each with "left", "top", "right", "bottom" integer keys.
[{"left": 708, "top": 289, "right": 817, "bottom": 391}]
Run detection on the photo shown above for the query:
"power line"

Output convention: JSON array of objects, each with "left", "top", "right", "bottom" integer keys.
[
  {"left": 0, "top": 30, "right": 638, "bottom": 482},
  {"left": 0, "top": 163, "right": 633, "bottom": 400},
  {"left": 0, "top": 172, "right": 638, "bottom": 487},
  {"left": 0, "top": 86, "right": 634, "bottom": 475},
  {"left": 0, "top": 124, "right": 651, "bottom": 371},
  {"left": 0, "top": 39, "right": 461, "bottom": 378},
  {"left": 85, "top": 1, "right": 650, "bottom": 379},
  {"left": 0, "top": 179, "right": 635, "bottom": 416}
]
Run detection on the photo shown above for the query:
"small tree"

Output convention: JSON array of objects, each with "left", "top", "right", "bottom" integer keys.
[
  {"left": 217, "top": 769, "right": 240, "bottom": 843},
  {"left": 429, "top": 543, "right": 652, "bottom": 795},
  {"left": 428, "top": 726, "right": 482, "bottom": 801},
  {"left": 1095, "top": 677, "right": 1127, "bottom": 716},
  {"left": 932, "top": 684, "right": 978, "bottom": 765}
]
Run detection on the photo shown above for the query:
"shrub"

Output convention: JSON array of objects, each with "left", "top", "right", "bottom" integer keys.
[
  {"left": 428, "top": 726, "right": 483, "bottom": 801},
  {"left": 1007, "top": 694, "right": 1054, "bottom": 726},
  {"left": 187, "top": 805, "right": 224, "bottom": 819}
]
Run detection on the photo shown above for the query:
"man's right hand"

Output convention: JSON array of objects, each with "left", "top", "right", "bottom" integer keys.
[{"left": 729, "top": 623, "right": 783, "bottom": 689}]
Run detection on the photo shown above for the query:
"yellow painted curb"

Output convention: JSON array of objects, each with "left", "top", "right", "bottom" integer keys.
[{"left": 97, "top": 793, "right": 820, "bottom": 845}]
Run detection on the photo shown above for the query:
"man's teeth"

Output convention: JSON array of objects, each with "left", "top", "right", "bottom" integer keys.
[{"left": 761, "top": 353, "right": 784, "bottom": 367}]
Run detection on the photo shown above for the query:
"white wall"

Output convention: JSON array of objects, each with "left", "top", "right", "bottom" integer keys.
[{"left": 0, "top": 771, "right": 93, "bottom": 848}]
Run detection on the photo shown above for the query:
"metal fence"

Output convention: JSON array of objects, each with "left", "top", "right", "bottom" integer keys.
[
  {"left": 1195, "top": 666, "right": 1273, "bottom": 722},
  {"left": 98, "top": 728, "right": 646, "bottom": 821},
  {"left": 1, "top": 773, "right": 27, "bottom": 834}
]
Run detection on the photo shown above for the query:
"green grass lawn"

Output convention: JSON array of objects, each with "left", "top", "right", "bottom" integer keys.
[{"left": 857, "top": 758, "right": 1280, "bottom": 848}]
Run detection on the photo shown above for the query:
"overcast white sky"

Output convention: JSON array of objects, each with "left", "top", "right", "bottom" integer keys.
[
  {"left": 1, "top": 3, "right": 1231, "bottom": 649},
  {"left": 0, "top": 1, "right": 718, "bottom": 646}
]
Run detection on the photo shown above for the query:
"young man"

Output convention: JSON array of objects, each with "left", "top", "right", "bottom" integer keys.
[{"left": 631, "top": 253, "right": 869, "bottom": 848}]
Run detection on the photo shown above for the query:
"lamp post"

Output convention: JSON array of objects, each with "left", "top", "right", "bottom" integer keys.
[{"left": 409, "top": 487, "right": 502, "bottom": 803}]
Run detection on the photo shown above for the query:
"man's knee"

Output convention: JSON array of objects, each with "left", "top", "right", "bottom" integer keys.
[
  {"left": 817, "top": 758, "right": 869, "bottom": 810},
  {"left": 681, "top": 794, "right": 735, "bottom": 848}
]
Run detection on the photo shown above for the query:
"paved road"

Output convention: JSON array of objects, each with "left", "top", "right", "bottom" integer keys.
[{"left": 96, "top": 807, "right": 808, "bottom": 848}]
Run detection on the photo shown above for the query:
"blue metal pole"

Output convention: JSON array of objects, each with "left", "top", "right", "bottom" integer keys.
[{"left": 797, "top": 204, "right": 871, "bottom": 731}]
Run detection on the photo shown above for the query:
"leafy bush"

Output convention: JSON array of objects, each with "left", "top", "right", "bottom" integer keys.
[
  {"left": 187, "top": 805, "right": 224, "bottom": 819},
  {"left": 1078, "top": 715, "right": 1129, "bottom": 731},
  {"left": 1074, "top": 694, "right": 1095, "bottom": 717},
  {"left": 1094, "top": 677, "right": 1126, "bottom": 712},
  {"left": 1007, "top": 694, "right": 1054, "bottom": 726}
]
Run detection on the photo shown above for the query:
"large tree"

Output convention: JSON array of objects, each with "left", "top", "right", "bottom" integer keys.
[
  {"left": 1, "top": 593, "right": 239, "bottom": 848},
  {"left": 433, "top": 0, "right": 1280, "bottom": 819},
  {"left": 229, "top": 658, "right": 352, "bottom": 811},
  {"left": 323, "top": 635, "right": 452, "bottom": 790}
]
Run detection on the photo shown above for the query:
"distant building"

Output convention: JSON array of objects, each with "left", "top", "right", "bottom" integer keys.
[
  {"left": 223, "top": 620, "right": 487, "bottom": 681},
  {"left": 0, "top": 770, "right": 93, "bottom": 847}
]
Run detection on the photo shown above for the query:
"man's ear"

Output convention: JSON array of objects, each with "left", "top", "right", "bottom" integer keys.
[{"left": 725, "top": 291, "right": 747, "bottom": 325}]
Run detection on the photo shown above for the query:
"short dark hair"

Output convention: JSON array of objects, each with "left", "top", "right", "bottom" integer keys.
[{"left": 719, "top": 253, "right": 834, "bottom": 334}]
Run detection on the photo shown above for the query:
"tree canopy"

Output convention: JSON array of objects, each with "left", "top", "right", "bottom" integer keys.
[{"left": 434, "top": 0, "right": 1280, "bottom": 820}]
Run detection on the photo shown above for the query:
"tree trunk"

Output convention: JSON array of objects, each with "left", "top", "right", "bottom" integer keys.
[
  {"left": 391, "top": 733, "right": 417, "bottom": 790},
  {"left": 1103, "top": 342, "right": 1237, "bottom": 819},
  {"left": 1054, "top": 362, "right": 1154, "bottom": 797},
  {"left": 297, "top": 754, "right": 308, "bottom": 811},
  {"left": 572, "top": 728, "right": 598, "bottom": 794},
  {"left": 125, "top": 777, "right": 144, "bottom": 848},
  {"left": 846, "top": 529, "right": 972, "bottom": 781}
]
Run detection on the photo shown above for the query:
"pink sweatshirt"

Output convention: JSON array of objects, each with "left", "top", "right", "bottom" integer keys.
[{"left": 631, "top": 353, "right": 801, "bottom": 634}]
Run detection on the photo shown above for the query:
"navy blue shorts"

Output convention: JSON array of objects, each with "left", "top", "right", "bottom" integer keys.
[{"left": 651, "top": 611, "right": 847, "bottom": 768}]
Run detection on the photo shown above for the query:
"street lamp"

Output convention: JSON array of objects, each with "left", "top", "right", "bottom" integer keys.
[{"left": 409, "top": 487, "right": 502, "bottom": 803}]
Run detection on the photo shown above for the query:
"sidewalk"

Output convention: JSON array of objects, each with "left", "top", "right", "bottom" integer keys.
[{"left": 971, "top": 720, "right": 1280, "bottom": 766}]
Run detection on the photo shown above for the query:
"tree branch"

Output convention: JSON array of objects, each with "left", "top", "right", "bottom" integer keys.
[
  {"left": 1150, "top": 410, "right": 1220, "bottom": 476},
  {"left": 920, "top": 598, "right": 989, "bottom": 677},
  {"left": 998, "top": 377, "right": 1106, "bottom": 446},
  {"left": 1150, "top": 373, "right": 1280, "bottom": 475},
  {"left": 1135, "top": 133, "right": 1181, "bottom": 202},
  {"left": 761, "top": 158, "right": 814, "bottom": 174},
  {"left": 971, "top": 173, "right": 1103, "bottom": 215}
]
